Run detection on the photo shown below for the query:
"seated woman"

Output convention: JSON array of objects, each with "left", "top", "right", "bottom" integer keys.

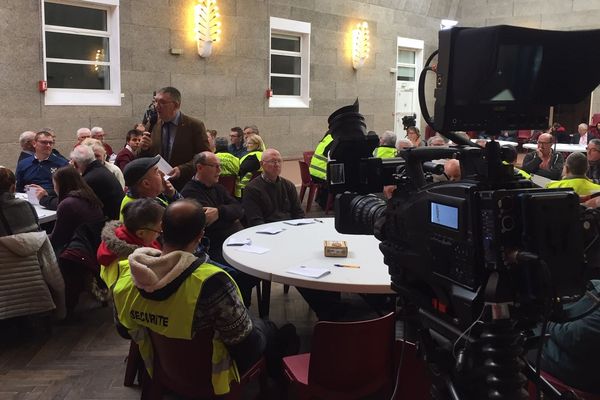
[
  {"left": 236, "top": 134, "right": 266, "bottom": 197},
  {"left": 0, "top": 166, "right": 39, "bottom": 236},
  {"left": 49, "top": 166, "right": 104, "bottom": 255},
  {"left": 406, "top": 126, "right": 425, "bottom": 147}
]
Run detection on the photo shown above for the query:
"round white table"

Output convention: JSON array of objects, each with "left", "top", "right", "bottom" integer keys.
[
  {"left": 14, "top": 192, "right": 57, "bottom": 224},
  {"left": 469, "top": 138, "right": 518, "bottom": 147},
  {"left": 223, "top": 218, "right": 393, "bottom": 316},
  {"left": 522, "top": 143, "right": 586, "bottom": 153}
]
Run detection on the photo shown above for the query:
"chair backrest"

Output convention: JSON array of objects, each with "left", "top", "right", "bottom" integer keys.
[
  {"left": 149, "top": 329, "right": 215, "bottom": 398},
  {"left": 218, "top": 175, "right": 237, "bottom": 197},
  {"left": 298, "top": 160, "right": 313, "bottom": 185},
  {"left": 308, "top": 312, "right": 395, "bottom": 398},
  {"left": 529, "top": 371, "right": 600, "bottom": 400},
  {"left": 518, "top": 130, "right": 532, "bottom": 140},
  {"left": 303, "top": 151, "right": 315, "bottom": 164}
]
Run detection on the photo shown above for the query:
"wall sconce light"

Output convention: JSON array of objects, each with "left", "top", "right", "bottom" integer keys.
[
  {"left": 194, "top": 0, "right": 221, "bottom": 58},
  {"left": 352, "top": 21, "right": 370, "bottom": 70}
]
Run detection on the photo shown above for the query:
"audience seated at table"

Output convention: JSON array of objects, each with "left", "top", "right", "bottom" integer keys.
[
  {"left": 0, "top": 166, "right": 39, "bottom": 236},
  {"left": 236, "top": 134, "right": 265, "bottom": 198},
  {"left": 120, "top": 156, "right": 182, "bottom": 219},
  {"left": 546, "top": 152, "right": 600, "bottom": 197},
  {"left": 97, "top": 198, "right": 163, "bottom": 290},
  {"left": 181, "top": 151, "right": 258, "bottom": 305},
  {"left": 521, "top": 133, "right": 564, "bottom": 180},
  {"left": 114, "top": 129, "right": 142, "bottom": 171},
  {"left": 15, "top": 130, "right": 69, "bottom": 193},
  {"left": 81, "top": 138, "right": 125, "bottom": 188},
  {"left": 17, "top": 131, "right": 36, "bottom": 163},
  {"left": 214, "top": 137, "right": 240, "bottom": 176},
  {"left": 112, "top": 199, "right": 299, "bottom": 388},
  {"left": 49, "top": 166, "right": 104, "bottom": 255}
]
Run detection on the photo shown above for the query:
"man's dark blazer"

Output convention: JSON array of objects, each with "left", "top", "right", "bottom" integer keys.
[
  {"left": 82, "top": 160, "right": 124, "bottom": 220},
  {"left": 139, "top": 112, "right": 209, "bottom": 190}
]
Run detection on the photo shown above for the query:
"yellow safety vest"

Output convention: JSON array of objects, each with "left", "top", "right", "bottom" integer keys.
[
  {"left": 309, "top": 134, "right": 333, "bottom": 181},
  {"left": 113, "top": 259, "right": 240, "bottom": 395},
  {"left": 235, "top": 151, "right": 262, "bottom": 197},
  {"left": 502, "top": 161, "right": 531, "bottom": 180},
  {"left": 546, "top": 177, "right": 600, "bottom": 197},
  {"left": 373, "top": 146, "right": 397, "bottom": 159},
  {"left": 119, "top": 194, "right": 168, "bottom": 221},
  {"left": 216, "top": 152, "right": 240, "bottom": 176}
]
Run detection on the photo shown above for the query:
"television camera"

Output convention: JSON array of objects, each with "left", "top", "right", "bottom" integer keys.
[{"left": 328, "top": 25, "right": 600, "bottom": 400}]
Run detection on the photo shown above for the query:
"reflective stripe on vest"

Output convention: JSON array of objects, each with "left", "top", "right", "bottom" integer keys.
[
  {"left": 373, "top": 146, "right": 397, "bottom": 159},
  {"left": 113, "top": 260, "right": 241, "bottom": 394},
  {"left": 216, "top": 152, "right": 240, "bottom": 176},
  {"left": 235, "top": 151, "right": 263, "bottom": 197},
  {"left": 309, "top": 134, "right": 333, "bottom": 180}
]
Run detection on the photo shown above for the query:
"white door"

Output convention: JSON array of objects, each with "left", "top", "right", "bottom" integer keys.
[{"left": 394, "top": 40, "right": 424, "bottom": 135}]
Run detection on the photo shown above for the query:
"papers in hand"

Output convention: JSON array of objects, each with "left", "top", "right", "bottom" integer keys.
[
  {"left": 234, "top": 245, "right": 269, "bottom": 254},
  {"left": 256, "top": 226, "right": 285, "bottom": 235},
  {"left": 283, "top": 218, "right": 316, "bottom": 226},
  {"left": 157, "top": 156, "right": 173, "bottom": 176},
  {"left": 287, "top": 265, "right": 331, "bottom": 279},
  {"left": 226, "top": 237, "right": 252, "bottom": 246}
]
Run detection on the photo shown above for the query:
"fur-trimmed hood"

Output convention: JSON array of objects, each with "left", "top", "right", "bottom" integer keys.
[
  {"left": 128, "top": 247, "right": 200, "bottom": 293},
  {"left": 96, "top": 220, "right": 159, "bottom": 266}
]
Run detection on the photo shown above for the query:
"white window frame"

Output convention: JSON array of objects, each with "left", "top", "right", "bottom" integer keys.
[
  {"left": 269, "top": 17, "right": 310, "bottom": 108},
  {"left": 41, "top": 0, "right": 121, "bottom": 106}
]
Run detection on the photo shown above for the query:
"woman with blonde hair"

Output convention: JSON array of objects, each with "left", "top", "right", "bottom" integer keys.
[{"left": 236, "top": 134, "right": 266, "bottom": 197}]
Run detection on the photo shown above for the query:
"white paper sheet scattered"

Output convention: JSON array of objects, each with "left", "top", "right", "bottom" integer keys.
[
  {"left": 255, "top": 226, "right": 285, "bottom": 234},
  {"left": 157, "top": 156, "right": 173, "bottom": 175},
  {"left": 226, "top": 237, "right": 252, "bottom": 246},
  {"left": 287, "top": 265, "right": 331, "bottom": 279},
  {"left": 531, "top": 174, "right": 552, "bottom": 188},
  {"left": 235, "top": 245, "right": 270, "bottom": 254},
  {"left": 283, "top": 219, "right": 316, "bottom": 226}
]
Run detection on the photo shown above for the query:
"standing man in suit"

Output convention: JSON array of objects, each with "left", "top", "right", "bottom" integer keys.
[
  {"left": 139, "top": 87, "right": 210, "bottom": 190},
  {"left": 571, "top": 123, "right": 595, "bottom": 145}
]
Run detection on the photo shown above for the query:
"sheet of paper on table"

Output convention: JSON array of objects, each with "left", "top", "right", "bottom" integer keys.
[
  {"left": 226, "top": 237, "right": 252, "bottom": 246},
  {"left": 255, "top": 226, "right": 285, "bottom": 234},
  {"left": 283, "top": 219, "right": 315, "bottom": 226},
  {"left": 287, "top": 265, "right": 331, "bottom": 279},
  {"left": 235, "top": 244, "right": 270, "bottom": 254}
]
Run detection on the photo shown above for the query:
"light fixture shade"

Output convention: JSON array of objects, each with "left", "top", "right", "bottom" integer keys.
[
  {"left": 352, "top": 21, "right": 370, "bottom": 70},
  {"left": 195, "top": 0, "right": 221, "bottom": 58}
]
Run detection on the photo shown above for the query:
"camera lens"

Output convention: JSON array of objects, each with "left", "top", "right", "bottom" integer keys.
[{"left": 349, "top": 195, "right": 387, "bottom": 235}]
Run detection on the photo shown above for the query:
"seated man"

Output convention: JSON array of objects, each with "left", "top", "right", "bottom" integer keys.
[
  {"left": 373, "top": 130, "right": 397, "bottom": 158},
  {"left": 75, "top": 127, "right": 92, "bottom": 147},
  {"left": 181, "top": 152, "right": 257, "bottom": 305},
  {"left": 586, "top": 138, "right": 600, "bottom": 184},
  {"left": 538, "top": 280, "right": 600, "bottom": 394},
  {"left": 15, "top": 130, "right": 68, "bottom": 193},
  {"left": 546, "top": 152, "right": 600, "bottom": 197},
  {"left": 115, "top": 129, "right": 142, "bottom": 171},
  {"left": 120, "top": 155, "right": 182, "bottom": 219},
  {"left": 82, "top": 138, "right": 125, "bottom": 188},
  {"left": 112, "top": 199, "right": 297, "bottom": 390},
  {"left": 521, "top": 133, "right": 564, "bottom": 180},
  {"left": 215, "top": 137, "right": 240, "bottom": 176},
  {"left": 17, "top": 130, "right": 36, "bottom": 163},
  {"left": 91, "top": 126, "right": 114, "bottom": 160}
]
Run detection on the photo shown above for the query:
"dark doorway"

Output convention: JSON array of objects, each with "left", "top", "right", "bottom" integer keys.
[{"left": 552, "top": 94, "right": 592, "bottom": 135}]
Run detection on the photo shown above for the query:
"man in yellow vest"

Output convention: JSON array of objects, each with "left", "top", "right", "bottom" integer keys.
[
  {"left": 214, "top": 137, "right": 240, "bottom": 176},
  {"left": 373, "top": 130, "right": 397, "bottom": 158},
  {"left": 112, "top": 199, "right": 299, "bottom": 394},
  {"left": 309, "top": 131, "right": 333, "bottom": 209},
  {"left": 546, "top": 152, "right": 600, "bottom": 196}
]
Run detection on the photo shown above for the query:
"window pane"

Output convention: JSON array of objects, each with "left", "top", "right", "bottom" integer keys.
[
  {"left": 271, "top": 55, "right": 301, "bottom": 75},
  {"left": 271, "top": 77, "right": 300, "bottom": 96},
  {"left": 397, "top": 66, "right": 415, "bottom": 81},
  {"left": 397, "top": 50, "right": 415, "bottom": 64},
  {"left": 45, "top": 2, "right": 107, "bottom": 31},
  {"left": 47, "top": 63, "right": 110, "bottom": 89},
  {"left": 271, "top": 35, "right": 300, "bottom": 52},
  {"left": 46, "top": 32, "right": 109, "bottom": 62}
]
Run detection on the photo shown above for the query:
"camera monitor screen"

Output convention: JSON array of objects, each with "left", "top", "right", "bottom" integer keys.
[{"left": 430, "top": 202, "right": 459, "bottom": 230}]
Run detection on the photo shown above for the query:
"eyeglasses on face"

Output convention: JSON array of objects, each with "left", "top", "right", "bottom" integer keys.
[
  {"left": 202, "top": 163, "right": 221, "bottom": 169},
  {"left": 142, "top": 227, "right": 162, "bottom": 234},
  {"left": 37, "top": 140, "right": 55, "bottom": 146},
  {"left": 537, "top": 141, "right": 552, "bottom": 145}
]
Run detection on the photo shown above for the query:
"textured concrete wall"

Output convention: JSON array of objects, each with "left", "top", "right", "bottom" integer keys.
[{"left": 1, "top": 0, "right": 460, "bottom": 170}]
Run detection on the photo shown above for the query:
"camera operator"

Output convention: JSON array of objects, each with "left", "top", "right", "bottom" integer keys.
[{"left": 520, "top": 133, "right": 564, "bottom": 180}]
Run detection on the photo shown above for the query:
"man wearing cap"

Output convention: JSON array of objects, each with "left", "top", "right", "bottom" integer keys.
[
  {"left": 138, "top": 87, "right": 210, "bottom": 190},
  {"left": 120, "top": 155, "right": 182, "bottom": 219}
]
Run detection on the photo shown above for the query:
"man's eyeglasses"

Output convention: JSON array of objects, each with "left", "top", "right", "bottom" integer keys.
[
  {"left": 155, "top": 100, "right": 175, "bottom": 106},
  {"left": 588, "top": 147, "right": 600, "bottom": 153},
  {"left": 37, "top": 140, "right": 54, "bottom": 146},
  {"left": 537, "top": 141, "right": 553, "bottom": 145},
  {"left": 142, "top": 227, "right": 162, "bottom": 234},
  {"left": 202, "top": 163, "right": 221, "bottom": 169},
  {"left": 264, "top": 160, "right": 282, "bottom": 165}
]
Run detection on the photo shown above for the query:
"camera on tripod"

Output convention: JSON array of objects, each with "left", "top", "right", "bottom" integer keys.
[
  {"left": 328, "top": 25, "right": 600, "bottom": 400},
  {"left": 402, "top": 113, "right": 417, "bottom": 130}
]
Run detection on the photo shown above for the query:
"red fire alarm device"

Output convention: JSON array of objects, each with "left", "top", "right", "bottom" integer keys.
[
  {"left": 265, "top": 88, "right": 273, "bottom": 98},
  {"left": 38, "top": 80, "right": 47, "bottom": 92}
]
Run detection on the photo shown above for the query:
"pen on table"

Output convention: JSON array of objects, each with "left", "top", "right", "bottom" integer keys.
[
  {"left": 313, "top": 218, "right": 323, "bottom": 223},
  {"left": 334, "top": 263, "right": 360, "bottom": 269}
]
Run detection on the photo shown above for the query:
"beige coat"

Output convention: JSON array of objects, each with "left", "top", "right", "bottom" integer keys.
[{"left": 0, "top": 232, "right": 66, "bottom": 320}]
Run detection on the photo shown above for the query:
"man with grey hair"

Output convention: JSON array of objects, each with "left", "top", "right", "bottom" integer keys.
[
  {"left": 81, "top": 138, "right": 125, "bottom": 188},
  {"left": 139, "top": 86, "right": 210, "bottom": 190},
  {"left": 546, "top": 152, "right": 600, "bottom": 196},
  {"left": 373, "top": 130, "right": 397, "bottom": 158},
  {"left": 428, "top": 135, "right": 447, "bottom": 147},
  {"left": 76, "top": 127, "right": 92, "bottom": 146},
  {"left": 91, "top": 126, "right": 114, "bottom": 159},
  {"left": 586, "top": 138, "right": 600, "bottom": 183},
  {"left": 18, "top": 131, "right": 36, "bottom": 162},
  {"left": 571, "top": 123, "right": 595, "bottom": 145}
]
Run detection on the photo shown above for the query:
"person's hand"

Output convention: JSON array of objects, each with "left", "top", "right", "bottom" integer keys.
[
  {"left": 27, "top": 184, "right": 48, "bottom": 200},
  {"left": 383, "top": 185, "right": 396, "bottom": 200},
  {"left": 204, "top": 207, "right": 219, "bottom": 225},
  {"left": 140, "top": 133, "right": 152, "bottom": 150},
  {"left": 168, "top": 166, "right": 181, "bottom": 179},
  {"left": 584, "top": 196, "right": 600, "bottom": 208},
  {"left": 535, "top": 148, "right": 543, "bottom": 158},
  {"left": 160, "top": 172, "right": 176, "bottom": 197}
]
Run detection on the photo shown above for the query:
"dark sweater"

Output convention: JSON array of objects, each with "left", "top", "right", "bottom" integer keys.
[
  {"left": 242, "top": 175, "right": 304, "bottom": 227},
  {"left": 50, "top": 195, "right": 104, "bottom": 254},
  {"left": 521, "top": 151, "right": 564, "bottom": 180},
  {"left": 181, "top": 179, "right": 244, "bottom": 263},
  {"left": 82, "top": 160, "right": 124, "bottom": 220}
]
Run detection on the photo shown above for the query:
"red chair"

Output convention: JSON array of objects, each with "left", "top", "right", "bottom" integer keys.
[
  {"left": 283, "top": 312, "right": 395, "bottom": 400},
  {"left": 303, "top": 151, "right": 315, "bottom": 164},
  {"left": 142, "top": 329, "right": 267, "bottom": 400},
  {"left": 392, "top": 340, "right": 430, "bottom": 399},
  {"left": 298, "top": 160, "right": 320, "bottom": 213},
  {"left": 528, "top": 371, "right": 600, "bottom": 400},
  {"left": 218, "top": 175, "right": 237, "bottom": 197}
]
